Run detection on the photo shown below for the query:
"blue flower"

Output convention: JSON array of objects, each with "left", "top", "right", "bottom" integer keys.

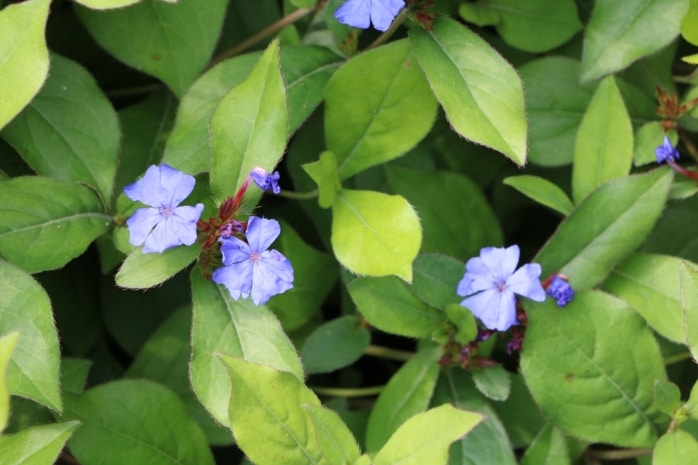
[
  {"left": 124, "top": 164, "right": 204, "bottom": 254},
  {"left": 655, "top": 136, "right": 680, "bottom": 164},
  {"left": 546, "top": 275, "right": 574, "bottom": 307},
  {"left": 250, "top": 167, "right": 281, "bottom": 195},
  {"left": 212, "top": 216, "right": 294, "bottom": 305},
  {"left": 334, "top": 0, "right": 405, "bottom": 32},
  {"left": 457, "top": 245, "right": 545, "bottom": 331}
]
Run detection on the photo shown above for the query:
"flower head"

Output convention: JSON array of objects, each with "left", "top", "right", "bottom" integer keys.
[
  {"left": 655, "top": 136, "right": 680, "bottom": 164},
  {"left": 250, "top": 167, "right": 281, "bottom": 195},
  {"left": 545, "top": 274, "right": 574, "bottom": 307},
  {"left": 457, "top": 245, "right": 545, "bottom": 331},
  {"left": 212, "top": 216, "right": 294, "bottom": 305},
  {"left": 334, "top": 0, "right": 405, "bottom": 32},
  {"left": 124, "top": 164, "right": 204, "bottom": 253}
]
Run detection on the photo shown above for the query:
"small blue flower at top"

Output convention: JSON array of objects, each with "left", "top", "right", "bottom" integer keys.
[
  {"left": 124, "top": 164, "right": 204, "bottom": 254},
  {"left": 212, "top": 216, "right": 294, "bottom": 305},
  {"left": 546, "top": 275, "right": 574, "bottom": 307},
  {"left": 334, "top": 0, "right": 405, "bottom": 32},
  {"left": 655, "top": 136, "right": 680, "bottom": 164},
  {"left": 250, "top": 167, "right": 281, "bottom": 195},
  {"left": 457, "top": 245, "right": 546, "bottom": 331}
]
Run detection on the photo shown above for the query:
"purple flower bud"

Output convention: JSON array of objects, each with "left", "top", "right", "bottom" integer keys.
[
  {"left": 250, "top": 167, "right": 281, "bottom": 195},
  {"left": 546, "top": 275, "right": 575, "bottom": 307},
  {"left": 655, "top": 136, "right": 680, "bottom": 164},
  {"left": 334, "top": 0, "right": 405, "bottom": 32}
]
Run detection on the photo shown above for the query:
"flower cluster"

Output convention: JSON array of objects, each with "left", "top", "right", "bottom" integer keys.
[
  {"left": 334, "top": 0, "right": 405, "bottom": 32},
  {"left": 123, "top": 165, "right": 293, "bottom": 305},
  {"left": 545, "top": 274, "right": 575, "bottom": 307}
]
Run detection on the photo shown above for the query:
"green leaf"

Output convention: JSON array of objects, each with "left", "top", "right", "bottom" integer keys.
[
  {"left": 60, "top": 358, "right": 92, "bottom": 395},
  {"left": 74, "top": 0, "right": 140, "bottom": 9},
  {"left": 0, "top": 421, "right": 80, "bottom": 465},
  {"left": 331, "top": 189, "right": 421, "bottom": 282},
  {"left": 373, "top": 404, "right": 482, "bottom": 465},
  {"left": 457, "top": 3, "right": 500, "bottom": 26},
  {"left": 682, "top": 0, "right": 698, "bottom": 45},
  {"left": 303, "top": 404, "right": 361, "bottom": 465},
  {"left": 572, "top": 76, "right": 633, "bottom": 203},
  {"left": 2, "top": 53, "right": 120, "bottom": 203},
  {"left": 472, "top": 364, "right": 511, "bottom": 402},
  {"left": 534, "top": 169, "right": 673, "bottom": 291},
  {"left": 365, "top": 346, "right": 442, "bottom": 452},
  {"left": 324, "top": 39, "right": 437, "bottom": 179},
  {"left": 0, "top": 331, "right": 19, "bottom": 433},
  {"left": 210, "top": 39, "right": 288, "bottom": 204},
  {"left": 634, "top": 122, "right": 669, "bottom": 166},
  {"left": 267, "top": 221, "right": 338, "bottom": 331},
  {"left": 75, "top": 0, "right": 227, "bottom": 96},
  {"left": 492, "top": 374, "right": 546, "bottom": 448},
  {"left": 0, "top": 176, "right": 111, "bottom": 273},
  {"left": 385, "top": 166, "right": 502, "bottom": 261},
  {"left": 64, "top": 380, "right": 214, "bottom": 465},
  {"left": 520, "top": 424, "right": 571, "bottom": 465},
  {"left": 115, "top": 243, "right": 201, "bottom": 289},
  {"left": 581, "top": 0, "right": 689, "bottom": 83},
  {"left": 680, "top": 261, "right": 698, "bottom": 362},
  {"left": 301, "top": 316, "right": 370, "bottom": 374},
  {"left": 220, "top": 356, "right": 325, "bottom": 465},
  {"left": 520, "top": 291, "right": 666, "bottom": 447},
  {"left": 0, "top": 0, "right": 50, "bottom": 132},
  {"left": 459, "top": 0, "right": 581, "bottom": 53},
  {"left": 604, "top": 253, "right": 689, "bottom": 344},
  {"left": 653, "top": 429, "right": 698, "bottom": 465},
  {"left": 189, "top": 269, "right": 303, "bottom": 427},
  {"left": 0, "top": 260, "right": 61, "bottom": 411},
  {"left": 411, "top": 253, "right": 465, "bottom": 310},
  {"left": 348, "top": 276, "right": 443, "bottom": 338},
  {"left": 302, "top": 151, "right": 341, "bottom": 209},
  {"left": 503, "top": 175, "right": 574, "bottom": 216},
  {"left": 410, "top": 16, "right": 527, "bottom": 165},
  {"left": 654, "top": 380, "right": 682, "bottom": 416},
  {"left": 521, "top": 57, "right": 596, "bottom": 167}
]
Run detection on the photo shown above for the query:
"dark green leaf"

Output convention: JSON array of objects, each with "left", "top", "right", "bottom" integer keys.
[{"left": 301, "top": 316, "right": 370, "bottom": 374}]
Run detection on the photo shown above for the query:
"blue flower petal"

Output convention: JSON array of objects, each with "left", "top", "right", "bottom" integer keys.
[
  {"left": 335, "top": 0, "right": 371, "bottom": 29},
  {"left": 480, "top": 245, "right": 520, "bottom": 282},
  {"left": 143, "top": 218, "right": 189, "bottom": 253},
  {"left": 250, "top": 252, "right": 294, "bottom": 305},
  {"left": 220, "top": 237, "right": 252, "bottom": 266},
  {"left": 158, "top": 164, "right": 196, "bottom": 207},
  {"left": 213, "top": 260, "right": 254, "bottom": 300},
  {"left": 507, "top": 263, "right": 545, "bottom": 302},
  {"left": 370, "top": 0, "right": 405, "bottom": 31},
  {"left": 126, "top": 208, "right": 162, "bottom": 247},
  {"left": 123, "top": 165, "right": 165, "bottom": 206},
  {"left": 246, "top": 216, "right": 280, "bottom": 251},
  {"left": 461, "top": 288, "right": 518, "bottom": 331}
]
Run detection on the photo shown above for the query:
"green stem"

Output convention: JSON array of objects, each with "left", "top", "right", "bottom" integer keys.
[
  {"left": 364, "top": 344, "right": 414, "bottom": 361},
  {"left": 367, "top": 7, "right": 409, "bottom": 50},
  {"left": 278, "top": 189, "right": 319, "bottom": 200},
  {"left": 664, "top": 350, "right": 693, "bottom": 366},
  {"left": 312, "top": 385, "right": 385, "bottom": 397},
  {"left": 585, "top": 448, "right": 652, "bottom": 461}
]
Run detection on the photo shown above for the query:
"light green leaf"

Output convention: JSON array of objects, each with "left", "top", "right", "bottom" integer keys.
[
  {"left": 189, "top": 269, "right": 303, "bottom": 427},
  {"left": 2, "top": 53, "right": 120, "bottom": 203},
  {"left": 654, "top": 380, "right": 682, "bottom": 415},
  {"left": 653, "top": 429, "right": 698, "bottom": 465},
  {"left": 572, "top": 76, "right": 633, "bottom": 203},
  {"left": 64, "top": 380, "right": 214, "bottom": 465},
  {"left": 504, "top": 175, "right": 574, "bottom": 216},
  {"left": 459, "top": 0, "right": 581, "bottom": 53},
  {"left": 0, "top": 260, "right": 61, "bottom": 412},
  {"left": 385, "top": 166, "right": 502, "bottom": 261},
  {"left": 534, "top": 169, "right": 673, "bottom": 291},
  {"left": 332, "top": 189, "right": 421, "bottom": 282},
  {"left": 366, "top": 346, "right": 442, "bottom": 452},
  {"left": 581, "top": 0, "right": 689, "bottom": 83},
  {"left": 373, "top": 404, "right": 482, "bottom": 465},
  {"left": 521, "top": 57, "right": 596, "bottom": 166},
  {"left": 325, "top": 39, "right": 437, "bottom": 179},
  {"left": 220, "top": 356, "right": 325, "bottom": 465},
  {"left": 682, "top": 0, "right": 698, "bottom": 45},
  {"left": 520, "top": 424, "right": 571, "bottom": 465},
  {"left": 115, "top": 243, "right": 200, "bottom": 289},
  {"left": 0, "top": 331, "right": 19, "bottom": 433},
  {"left": 301, "top": 316, "right": 370, "bottom": 374},
  {"left": 634, "top": 122, "right": 669, "bottom": 166},
  {"left": 348, "top": 276, "right": 443, "bottom": 338},
  {"left": 521, "top": 291, "right": 666, "bottom": 447},
  {"left": 680, "top": 261, "right": 698, "bottom": 362},
  {"left": 0, "top": 176, "right": 111, "bottom": 273},
  {"left": 76, "top": 0, "right": 227, "bottom": 96},
  {"left": 604, "top": 253, "right": 689, "bottom": 343},
  {"left": 0, "top": 0, "right": 50, "bottom": 132},
  {"left": 210, "top": 40, "right": 287, "bottom": 204},
  {"left": 472, "top": 364, "right": 511, "bottom": 402},
  {"left": 682, "top": 53, "right": 698, "bottom": 64},
  {"left": 0, "top": 421, "right": 80, "bottom": 465},
  {"left": 303, "top": 404, "right": 361, "bottom": 465},
  {"left": 302, "top": 151, "right": 341, "bottom": 209},
  {"left": 74, "top": 0, "right": 140, "bottom": 9},
  {"left": 411, "top": 16, "right": 527, "bottom": 165}
]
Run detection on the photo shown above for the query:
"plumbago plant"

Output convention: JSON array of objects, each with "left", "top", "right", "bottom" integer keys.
[{"left": 4, "top": 0, "right": 698, "bottom": 464}]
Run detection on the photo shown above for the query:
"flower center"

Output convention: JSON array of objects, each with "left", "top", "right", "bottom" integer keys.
[
  {"left": 159, "top": 207, "right": 174, "bottom": 218},
  {"left": 495, "top": 280, "right": 508, "bottom": 292},
  {"left": 249, "top": 252, "right": 262, "bottom": 263}
]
